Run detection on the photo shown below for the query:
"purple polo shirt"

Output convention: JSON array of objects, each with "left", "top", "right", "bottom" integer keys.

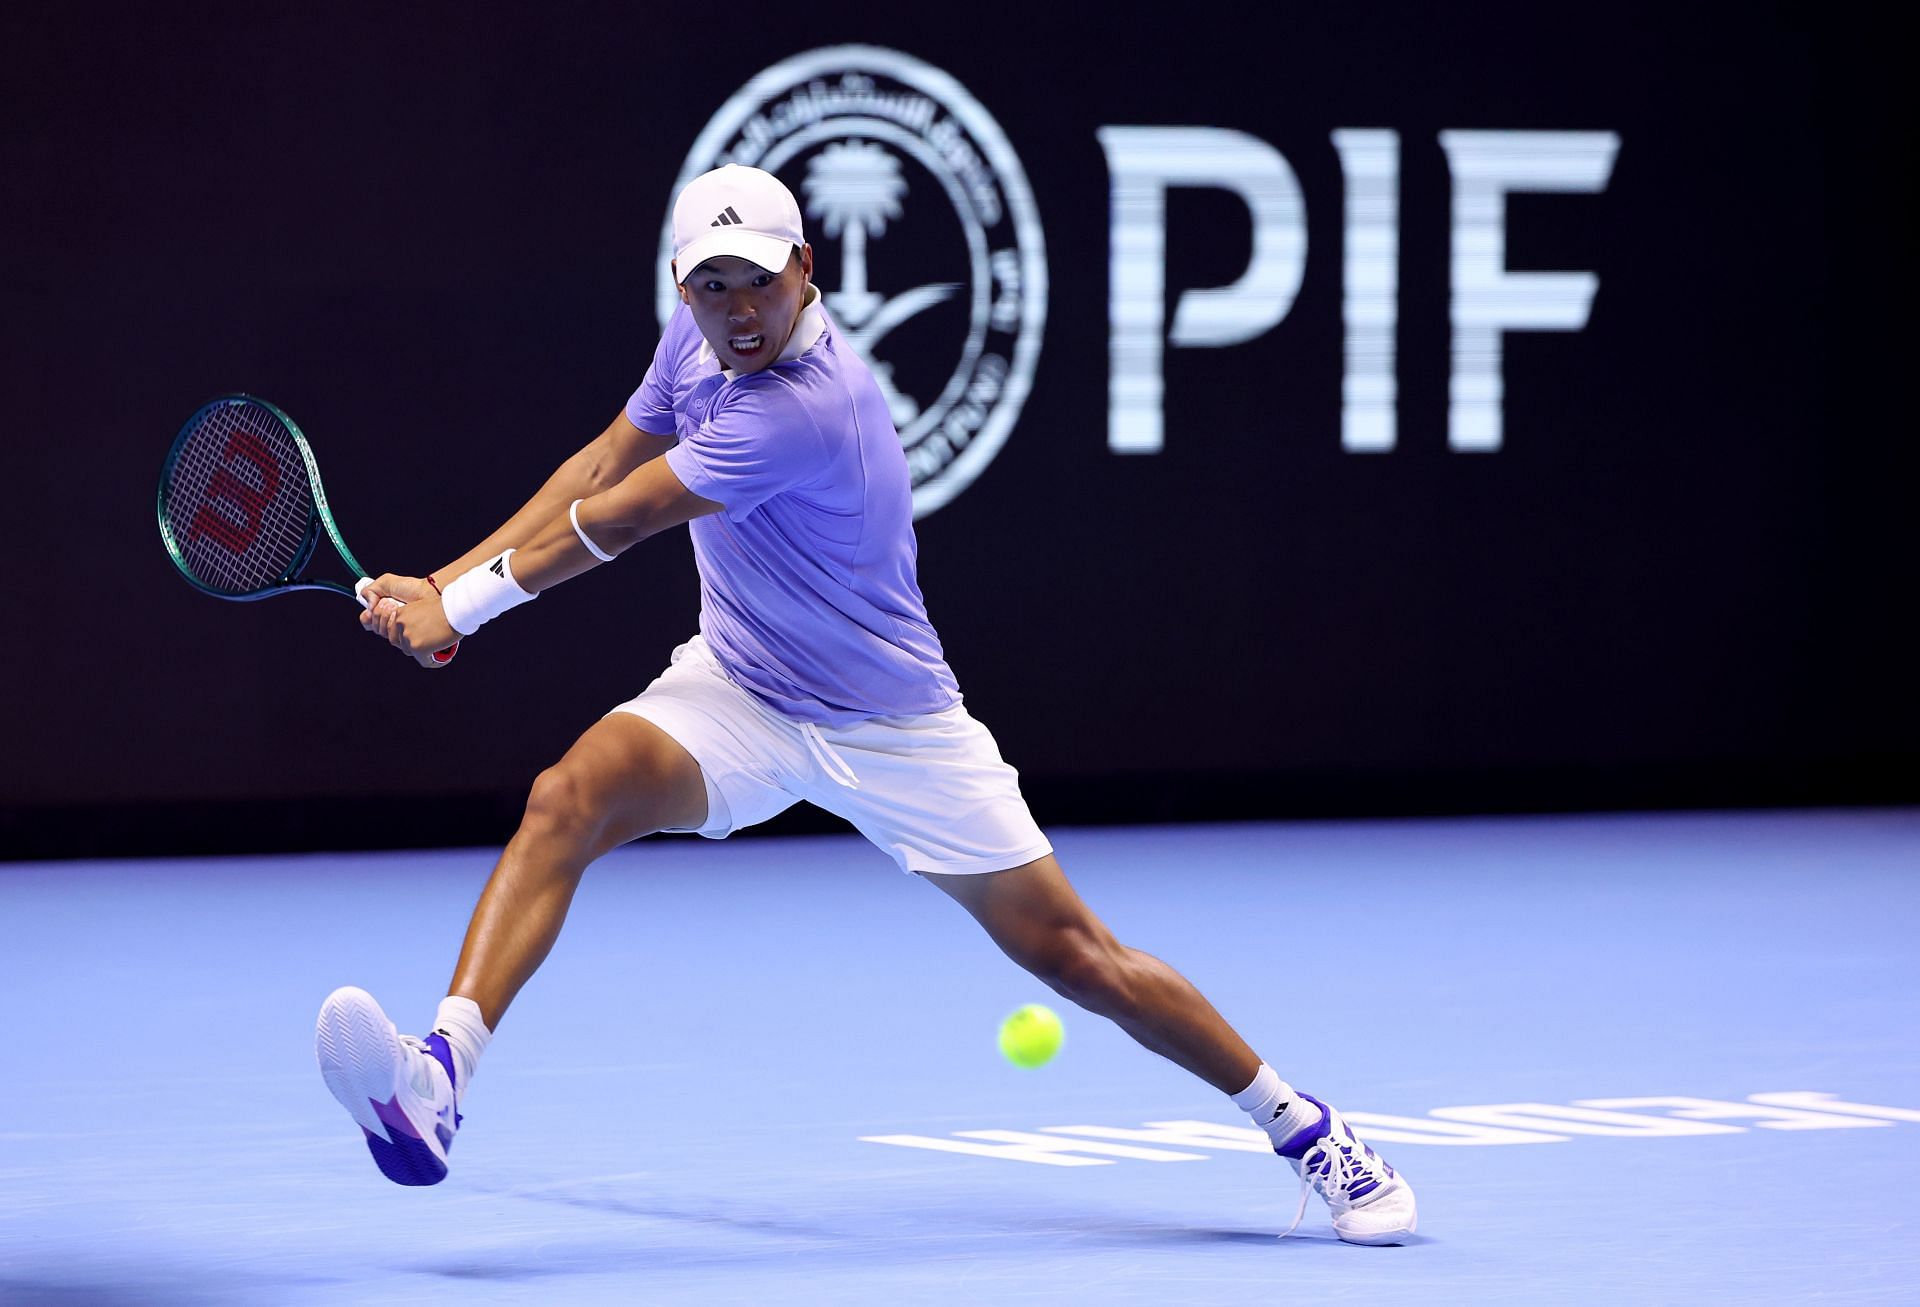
[{"left": 626, "top": 295, "right": 961, "bottom": 725}]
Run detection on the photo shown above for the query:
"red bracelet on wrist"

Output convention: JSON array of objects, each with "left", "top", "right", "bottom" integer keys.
[{"left": 423, "top": 574, "right": 458, "bottom": 663}]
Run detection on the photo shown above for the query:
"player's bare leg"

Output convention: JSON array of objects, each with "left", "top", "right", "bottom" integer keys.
[
  {"left": 448, "top": 713, "right": 709, "bottom": 1027},
  {"left": 318, "top": 713, "right": 706, "bottom": 1186},
  {"left": 922, "top": 855, "right": 1258, "bottom": 1092},
  {"left": 923, "top": 855, "right": 1418, "bottom": 1244}
]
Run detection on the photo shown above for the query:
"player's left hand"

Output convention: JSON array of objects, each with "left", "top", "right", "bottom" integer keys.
[{"left": 359, "top": 573, "right": 438, "bottom": 619}]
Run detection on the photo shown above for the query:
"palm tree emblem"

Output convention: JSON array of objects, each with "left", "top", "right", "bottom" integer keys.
[
  {"left": 804, "top": 142, "right": 905, "bottom": 327},
  {"left": 803, "top": 142, "right": 957, "bottom": 427}
]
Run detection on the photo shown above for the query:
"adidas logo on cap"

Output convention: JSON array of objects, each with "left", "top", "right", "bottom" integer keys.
[{"left": 710, "top": 206, "right": 743, "bottom": 227}]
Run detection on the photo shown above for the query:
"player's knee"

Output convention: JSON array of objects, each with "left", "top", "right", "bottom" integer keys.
[
  {"left": 520, "top": 763, "right": 607, "bottom": 850},
  {"left": 521, "top": 753, "right": 687, "bottom": 856}
]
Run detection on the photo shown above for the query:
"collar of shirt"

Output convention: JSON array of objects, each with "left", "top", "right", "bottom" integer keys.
[{"left": 702, "top": 284, "right": 827, "bottom": 381}]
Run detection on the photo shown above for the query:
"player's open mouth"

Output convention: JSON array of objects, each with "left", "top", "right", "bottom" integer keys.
[{"left": 729, "top": 334, "right": 765, "bottom": 356}]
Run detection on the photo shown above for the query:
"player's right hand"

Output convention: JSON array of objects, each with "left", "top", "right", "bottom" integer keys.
[{"left": 360, "top": 574, "right": 458, "bottom": 669}]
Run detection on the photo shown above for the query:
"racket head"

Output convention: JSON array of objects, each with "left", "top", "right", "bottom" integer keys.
[{"left": 157, "top": 395, "right": 367, "bottom": 599}]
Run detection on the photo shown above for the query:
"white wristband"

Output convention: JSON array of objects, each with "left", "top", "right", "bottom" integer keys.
[
  {"left": 440, "top": 549, "right": 537, "bottom": 635},
  {"left": 570, "top": 498, "right": 616, "bottom": 563}
]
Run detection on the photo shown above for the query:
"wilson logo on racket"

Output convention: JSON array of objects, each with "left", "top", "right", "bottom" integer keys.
[{"left": 181, "top": 427, "right": 282, "bottom": 556}]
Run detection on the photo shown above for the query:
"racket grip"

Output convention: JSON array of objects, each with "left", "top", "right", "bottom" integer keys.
[{"left": 355, "top": 577, "right": 460, "bottom": 663}]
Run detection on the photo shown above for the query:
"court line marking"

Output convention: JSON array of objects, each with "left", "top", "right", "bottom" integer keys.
[{"left": 859, "top": 1091, "right": 1914, "bottom": 1165}]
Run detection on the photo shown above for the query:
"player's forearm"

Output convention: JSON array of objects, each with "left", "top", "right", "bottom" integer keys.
[
  {"left": 434, "top": 460, "right": 714, "bottom": 641},
  {"left": 505, "top": 471, "right": 700, "bottom": 593},
  {"left": 434, "top": 417, "right": 671, "bottom": 583},
  {"left": 503, "top": 507, "right": 627, "bottom": 593},
  {"left": 428, "top": 507, "right": 608, "bottom": 643}
]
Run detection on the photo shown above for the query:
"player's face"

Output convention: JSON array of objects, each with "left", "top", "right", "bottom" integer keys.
[{"left": 676, "top": 245, "right": 815, "bottom": 376}]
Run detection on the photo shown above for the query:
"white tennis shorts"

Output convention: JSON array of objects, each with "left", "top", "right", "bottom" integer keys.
[{"left": 608, "top": 636, "right": 1052, "bottom": 876}]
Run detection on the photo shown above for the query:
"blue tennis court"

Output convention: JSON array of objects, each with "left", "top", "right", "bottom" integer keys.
[{"left": 4, "top": 809, "right": 1916, "bottom": 1304}]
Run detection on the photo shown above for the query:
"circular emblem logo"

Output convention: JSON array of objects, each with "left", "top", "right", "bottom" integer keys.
[{"left": 661, "top": 46, "right": 1047, "bottom": 519}]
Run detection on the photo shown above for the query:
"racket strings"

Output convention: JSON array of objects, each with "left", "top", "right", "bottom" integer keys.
[{"left": 163, "top": 400, "right": 316, "bottom": 594}]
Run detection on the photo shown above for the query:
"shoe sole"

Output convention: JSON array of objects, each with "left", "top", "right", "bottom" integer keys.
[{"left": 316, "top": 986, "right": 450, "bottom": 1187}]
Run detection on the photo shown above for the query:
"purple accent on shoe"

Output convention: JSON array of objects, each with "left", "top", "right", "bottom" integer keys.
[
  {"left": 371, "top": 1094, "right": 422, "bottom": 1141},
  {"left": 424, "top": 1032, "right": 459, "bottom": 1096},
  {"left": 1274, "top": 1092, "right": 1333, "bottom": 1159}
]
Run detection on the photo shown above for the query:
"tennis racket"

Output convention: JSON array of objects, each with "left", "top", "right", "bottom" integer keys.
[{"left": 157, "top": 394, "right": 457, "bottom": 663}]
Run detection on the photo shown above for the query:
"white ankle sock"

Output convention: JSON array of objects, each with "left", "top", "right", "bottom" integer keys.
[
  {"left": 1232, "top": 1062, "right": 1322, "bottom": 1150},
  {"left": 432, "top": 996, "right": 493, "bottom": 1100}
]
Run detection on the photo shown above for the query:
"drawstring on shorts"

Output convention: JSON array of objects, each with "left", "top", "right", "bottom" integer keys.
[{"left": 799, "top": 721, "right": 861, "bottom": 790}]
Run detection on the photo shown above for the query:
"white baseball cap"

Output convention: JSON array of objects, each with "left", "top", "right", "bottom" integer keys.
[{"left": 672, "top": 164, "right": 806, "bottom": 282}]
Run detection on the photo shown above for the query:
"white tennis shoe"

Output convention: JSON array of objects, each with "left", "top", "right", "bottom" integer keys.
[
  {"left": 315, "top": 985, "right": 461, "bottom": 1186},
  {"left": 1277, "top": 1093, "right": 1417, "bottom": 1245}
]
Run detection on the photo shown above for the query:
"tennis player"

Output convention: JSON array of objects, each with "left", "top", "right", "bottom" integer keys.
[{"left": 318, "top": 164, "right": 1416, "bottom": 1245}]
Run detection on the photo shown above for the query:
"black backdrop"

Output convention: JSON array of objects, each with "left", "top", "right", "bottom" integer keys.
[{"left": 4, "top": 3, "right": 1911, "bottom": 858}]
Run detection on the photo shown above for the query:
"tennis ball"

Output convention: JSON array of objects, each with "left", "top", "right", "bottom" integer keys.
[{"left": 998, "top": 1003, "right": 1064, "bottom": 1068}]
